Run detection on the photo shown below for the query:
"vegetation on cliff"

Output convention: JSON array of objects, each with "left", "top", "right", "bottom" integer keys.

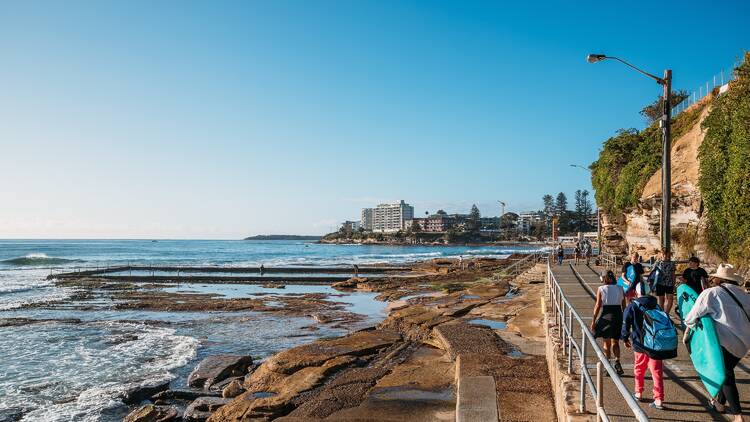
[
  {"left": 591, "top": 92, "right": 707, "bottom": 214},
  {"left": 698, "top": 53, "right": 750, "bottom": 265}
]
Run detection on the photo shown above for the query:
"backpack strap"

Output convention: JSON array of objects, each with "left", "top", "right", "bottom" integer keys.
[{"left": 719, "top": 285, "right": 750, "bottom": 323}]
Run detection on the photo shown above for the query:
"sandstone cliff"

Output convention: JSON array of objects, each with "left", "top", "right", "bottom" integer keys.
[{"left": 600, "top": 97, "right": 720, "bottom": 263}]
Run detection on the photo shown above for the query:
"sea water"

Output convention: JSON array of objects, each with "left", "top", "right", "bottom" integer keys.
[{"left": 0, "top": 239, "right": 544, "bottom": 421}]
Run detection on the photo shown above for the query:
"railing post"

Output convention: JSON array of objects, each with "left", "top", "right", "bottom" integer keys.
[
  {"left": 580, "top": 326, "right": 587, "bottom": 413},
  {"left": 567, "top": 307, "right": 573, "bottom": 373},
  {"left": 596, "top": 362, "right": 603, "bottom": 422}
]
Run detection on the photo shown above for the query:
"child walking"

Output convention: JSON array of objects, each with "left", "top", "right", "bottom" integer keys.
[{"left": 621, "top": 281, "right": 677, "bottom": 410}]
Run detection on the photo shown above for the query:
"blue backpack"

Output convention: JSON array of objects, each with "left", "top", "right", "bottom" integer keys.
[{"left": 637, "top": 303, "right": 678, "bottom": 359}]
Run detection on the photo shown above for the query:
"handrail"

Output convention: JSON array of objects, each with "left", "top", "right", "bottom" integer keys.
[{"left": 546, "top": 255, "right": 649, "bottom": 421}]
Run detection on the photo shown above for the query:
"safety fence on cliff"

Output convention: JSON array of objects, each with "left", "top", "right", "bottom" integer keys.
[{"left": 670, "top": 53, "right": 746, "bottom": 117}]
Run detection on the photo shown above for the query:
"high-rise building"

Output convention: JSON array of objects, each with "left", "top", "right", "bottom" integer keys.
[
  {"left": 360, "top": 208, "right": 373, "bottom": 231},
  {"left": 372, "top": 200, "right": 414, "bottom": 233}
]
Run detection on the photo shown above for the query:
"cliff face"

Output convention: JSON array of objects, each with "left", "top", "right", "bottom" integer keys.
[{"left": 601, "top": 102, "right": 720, "bottom": 263}]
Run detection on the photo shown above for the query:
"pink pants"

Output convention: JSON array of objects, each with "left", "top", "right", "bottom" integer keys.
[{"left": 634, "top": 352, "right": 664, "bottom": 401}]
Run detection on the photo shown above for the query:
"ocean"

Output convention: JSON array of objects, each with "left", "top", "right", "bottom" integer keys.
[{"left": 0, "top": 239, "right": 545, "bottom": 421}]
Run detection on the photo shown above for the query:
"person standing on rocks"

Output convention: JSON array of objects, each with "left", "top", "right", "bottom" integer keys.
[
  {"left": 653, "top": 250, "right": 677, "bottom": 314},
  {"left": 590, "top": 270, "right": 626, "bottom": 375},
  {"left": 685, "top": 264, "right": 750, "bottom": 422}
]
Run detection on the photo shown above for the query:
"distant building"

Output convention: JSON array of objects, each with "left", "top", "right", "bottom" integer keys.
[
  {"left": 517, "top": 211, "right": 544, "bottom": 235},
  {"left": 372, "top": 200, "right": 414, "bottom": 233},
  {"left": 360, "top": 208, "right": 373, "bottom": 231},
  {"left": 341, "top": 220, "right": 360, "bottom": 231},
  {"left": 409, "top": 213, "right": 455, "bottom": 232}
]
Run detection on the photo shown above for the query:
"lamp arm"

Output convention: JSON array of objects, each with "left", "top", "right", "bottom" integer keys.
[{"left": 607, "top": 56, "right": 665, "bottom": 85}]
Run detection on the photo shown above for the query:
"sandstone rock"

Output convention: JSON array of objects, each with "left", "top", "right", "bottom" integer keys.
[
  {"left": 184, "top": 397, "right": 230, "bottom": 422},
  {"left": 152, "top": 389, "right": 221, "bottom": 401},
  {"left": 122, "top": 381, "right": 170, "bottom": 405},
  {"left": 123, "top": 404, "right": 179, "bottom": 422},
  {"left": 222, "top": 379, "right": 245, "bottom": 398},
  {"left": 188, "top": 355, "right": 253, "bottom": 389}
]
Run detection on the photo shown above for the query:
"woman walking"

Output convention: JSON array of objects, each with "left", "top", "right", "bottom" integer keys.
[
  {"left": 591, "top": 270, "right": 626, "bottom": 375},
  {"left": 685, "top": 264, "right": 750, "bottom": 422}
]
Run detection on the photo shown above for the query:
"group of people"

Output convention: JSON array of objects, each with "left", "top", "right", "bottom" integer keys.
[
  {"left": 589, "top": 250, "right": 750, "bottom": 420},
  {"left": 554, "top": 239, "right": 593, "bottom": 266}
]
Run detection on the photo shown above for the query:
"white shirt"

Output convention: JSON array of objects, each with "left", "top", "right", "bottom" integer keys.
[
  {"left": 598, "top": 284, "right": 625, "bottom": 306},
  {"left": 685, "top": 284, "right": 750, "bottom": 359}
]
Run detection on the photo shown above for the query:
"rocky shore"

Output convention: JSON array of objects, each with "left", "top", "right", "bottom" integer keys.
[{"left": 113, "top": 255, "right": 556, "bottom": 422}]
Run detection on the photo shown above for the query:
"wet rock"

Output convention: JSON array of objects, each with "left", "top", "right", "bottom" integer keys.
[
  {"left": 122, "top": 381, "right": 170, "bottom": 405},
  {"left": 222, "top": 379, "right": 245, "bottom": 398},
  {"left": 184, "top": 397, "right": 230, "bottom": 421},
  {"left": 0, "top": 407, "right": 29, "bottom": 422},
  {"left": 188, "top": 355, "right": 253, "bottom": 389},
  {"left": 152, "top": 389, "right": 221, "bottom": 401},
  {"left": 123, "top": 404, "right": 179, "bottom": 422}
]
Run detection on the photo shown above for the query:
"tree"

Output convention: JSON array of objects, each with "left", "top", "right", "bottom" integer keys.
[
  {"left": 436, "top": 209, "right": 447, "bottom": 215},
  {"left": 574, "top": 189, "right": 594, "bottom": 232},
  {"left": 555, "top": 192, "right": 568, "bottom": 215},
  {"left": 500, "top": 212, "right": 519, "bottom": 229},
  {"left": 640, "top": 89, "right": 690, "bottom": 123},
  {"left": 542, "top": 194, "right": 554, "bottom": 215},
  {"left": 467, "top": 204, "right": 481, "bottom": 233}
]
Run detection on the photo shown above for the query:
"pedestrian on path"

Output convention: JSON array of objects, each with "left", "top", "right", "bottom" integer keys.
[
  {"left": 556, "top": 243, "right": 564, "bottom": 266},
  {"left": 621, "top": 252, "right": 644, "bottom": 304},
  {"left": 574, "top": 245, "right": 582, "bottom": 265},
  {"left": 585, "top": 241, "right": 592, "bottom": 265},
  {"left": 622, "top": 281, "right": 671, "bottom": 410},
  {"left": 653, "top": 249, "right": 677, "bottom": 314},
  {"left": 685, "top": 264, "right": 750, "bottom": 422},
  {"left": 680, "top": 256, "right": 709, "bottom": 294},
  {"left": 591, "top": 270, "right": 626, "bottom": 375}
]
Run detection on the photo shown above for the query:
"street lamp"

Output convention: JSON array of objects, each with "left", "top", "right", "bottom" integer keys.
[{"left": 587, "top": 53, "right": 673, "bottom": 253}]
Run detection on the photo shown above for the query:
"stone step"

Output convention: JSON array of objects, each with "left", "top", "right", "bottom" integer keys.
[{"left": 456, "top": 375, "right": 499, "bottom": 422}]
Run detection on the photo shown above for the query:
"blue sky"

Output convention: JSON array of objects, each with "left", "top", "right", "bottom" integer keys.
[{"left": 1, "top": 0, "right": 748, "bottom": 238}]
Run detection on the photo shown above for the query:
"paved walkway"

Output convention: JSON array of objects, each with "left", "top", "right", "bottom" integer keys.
[{"left": 550, "top": 261, "right": 750, "bottom": 421}]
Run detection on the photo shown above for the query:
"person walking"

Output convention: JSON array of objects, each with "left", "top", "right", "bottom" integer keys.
[
  {"left": 621, "top": 252, "right": 644, "bottom": 304},
  {"left": 590, "top": 270, "right": 626, "bottom": 375},
  {"left": 653, "top": 249, "right": 677, "bottom": 314},
  {"left": 584, "top": 241, "right": 593, "bottom": 265},
  {"left": 622, "top": 280, "right": 676, "bottom": 410},
  {"left": 680, "top": 256, "right": 709, "bottom": 294},
  {"left": 684, "top": 264, "right": 750, "bottom": 422},
  {"left": 556, "top": 243, "right": 564, "bottom": 266},
  {"left": 574, "top": 244, "right": 581, "bottom": 265}
]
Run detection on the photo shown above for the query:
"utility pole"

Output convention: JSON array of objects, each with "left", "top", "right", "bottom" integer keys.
[{"left": 661, "top": 70, "right": 672, "bottom": 254}]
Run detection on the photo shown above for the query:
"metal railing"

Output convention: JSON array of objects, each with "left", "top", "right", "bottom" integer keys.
[
  {"left": 494, "top": 251, "right": 546, "bottom": 280},
  {"left": 671, "top": 54, "right": 746, "bottom": 117},
  {"left": 599, "top": 253, "right": 619, "bottom": 271},
  {"left": 546, "top": 255, "right": 649, "bottom": 422}
]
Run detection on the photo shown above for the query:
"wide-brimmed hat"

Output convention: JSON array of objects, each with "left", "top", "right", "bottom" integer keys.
[{"left": 709, "top": 263, "right": 745, "bottom": 284}]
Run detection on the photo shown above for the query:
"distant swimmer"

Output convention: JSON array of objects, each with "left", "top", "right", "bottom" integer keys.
[{"left": 260, "top": 264, "right": 265, "bottom": 275}]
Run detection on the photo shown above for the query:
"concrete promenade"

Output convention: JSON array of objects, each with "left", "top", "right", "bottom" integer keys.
[{"left": 550, "top": 260, "right": 750, "bottom": 421}]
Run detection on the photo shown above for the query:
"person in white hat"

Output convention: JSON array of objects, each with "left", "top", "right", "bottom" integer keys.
[{"left": 685, "top": 264, "right": 750, "bottom": 421}]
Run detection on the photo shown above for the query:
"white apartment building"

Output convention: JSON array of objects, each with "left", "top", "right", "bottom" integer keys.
[
  {"left": 517, "top": 211, "right": 544, "bottom": 235},
  {"left": 372, "top": 200, "right": 414, "bottom": 233},
  {"left": 360, "top": 208, "right": 373, "bottom": 231}
]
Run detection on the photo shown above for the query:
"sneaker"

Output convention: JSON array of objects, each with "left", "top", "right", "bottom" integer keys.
[
  {"left": 650, "top": 401, "right": 665, "bottom": 410},
  {"left": 614, "top": 360, "right": 624, "bottom": 376}
]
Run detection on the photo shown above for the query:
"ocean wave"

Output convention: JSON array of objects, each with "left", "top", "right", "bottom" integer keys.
[
  {"left": 1, "top": 253, "right": 84, "bottom": 266},
  {"left": 2, "top": 320, "right": 198, "bottom": 422}
]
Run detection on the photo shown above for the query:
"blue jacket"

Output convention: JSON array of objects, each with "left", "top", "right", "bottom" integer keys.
[{"left": 621, "top": 296, "right": 659, "bottom": 354}]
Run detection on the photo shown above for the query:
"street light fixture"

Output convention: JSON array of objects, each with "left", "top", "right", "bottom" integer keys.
[{"left": 587, "top": 53, "right": 673, "bottom": 253}]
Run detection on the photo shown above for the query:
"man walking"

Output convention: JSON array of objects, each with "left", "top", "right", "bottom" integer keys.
[{"left": 653, "top": 250, "right": 677, "bottom": 314}]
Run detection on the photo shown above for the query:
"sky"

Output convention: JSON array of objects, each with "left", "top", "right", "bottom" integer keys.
[{"left": 1, "top": 0, "right": 748, "bottom": 238}]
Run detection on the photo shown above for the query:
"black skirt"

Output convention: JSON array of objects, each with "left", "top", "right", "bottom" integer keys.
[{"left": 594, "top": 305, "right": 623, "bottom": 339}]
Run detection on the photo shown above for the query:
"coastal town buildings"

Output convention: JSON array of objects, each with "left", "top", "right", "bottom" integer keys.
[
  {"left": 408, "top": 213, "right": 455, "bottom": 232},
  {"left": 371, "top": 200, "right": 414, "bottom": 233},
  {"left": 360, "top": 208, "right": 373, "bottom": 231},
  {"left": 517, "top": 211, "right": 544, "bottom": 235},
  {"left": 340, "top": 220, "right": 360, "bottom": 231}
]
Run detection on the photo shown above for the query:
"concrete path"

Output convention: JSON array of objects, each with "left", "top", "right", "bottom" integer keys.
[{"left": 550, "top": 261, "right": 750, "bottom": 421}]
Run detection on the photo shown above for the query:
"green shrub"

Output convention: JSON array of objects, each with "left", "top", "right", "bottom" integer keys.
[
  {"left": 591, "top": 91, "right": 707, "bottom": 214},
  {"left": 698, "top": 53, "right": 750, "bottom": 266}
]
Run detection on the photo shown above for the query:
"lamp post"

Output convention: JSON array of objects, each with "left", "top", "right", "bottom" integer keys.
[
  {"left": 570, "top": 164, "right": 601, "bottom": 253},
  {"left": 586, "top": 54, "right": 672, "bottom": 254}
]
